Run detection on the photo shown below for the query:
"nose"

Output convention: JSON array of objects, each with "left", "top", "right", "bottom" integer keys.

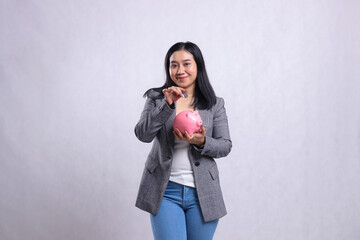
[{"left": 177, "top": 65, "right": 184, "bottom": 74}]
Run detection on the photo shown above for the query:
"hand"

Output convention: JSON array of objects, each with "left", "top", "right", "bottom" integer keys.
[
  {"left": 162, "top": 86, "right": 187, "bottom": 106},
  {"left": 174, "top": 125, "right": 206, "bottom": 147}
]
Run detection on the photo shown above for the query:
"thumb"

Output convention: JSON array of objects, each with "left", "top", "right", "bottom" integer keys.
[{"left": 201, "top": 125, "right": 206, "bottom": 133}]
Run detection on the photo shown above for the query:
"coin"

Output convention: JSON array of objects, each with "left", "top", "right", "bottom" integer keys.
[{"left": 183, "top": 93, "right": 188, "bottom": 98}]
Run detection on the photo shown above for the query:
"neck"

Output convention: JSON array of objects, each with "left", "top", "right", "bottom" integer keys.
[{"left": 185, "top": 84, "right": 195, "bottom": 96}]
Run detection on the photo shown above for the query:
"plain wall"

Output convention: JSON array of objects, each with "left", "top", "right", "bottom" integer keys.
[{"left": 1, "top": 0, "right": 360, "bottom": 239}]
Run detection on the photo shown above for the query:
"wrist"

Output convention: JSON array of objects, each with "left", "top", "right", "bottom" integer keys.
[
  {"left": 197, "top": 138, "right": 205, "bottom": 148},
  {"left": 165, "top": 98, "right": 174, "bottom": 108},
  {"left": 165, "top": 98, "right": 173, "bottom": 105}
]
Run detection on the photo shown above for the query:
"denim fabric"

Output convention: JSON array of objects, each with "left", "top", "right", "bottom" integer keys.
[{"left": 150, "top": 181, "right": 219, "bottom": 240}]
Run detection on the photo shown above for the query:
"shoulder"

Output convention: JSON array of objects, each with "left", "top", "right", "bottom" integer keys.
[
  {"left": 202, "top": 97, "right": 225, "bottom": 111},
  {"left": 147, "top": 89, "right": 164, "bottom": 99},
  {"left": 215, "top": 96, "right": 225, "bottom": 108},
  {"left": 215, "top": 96, "right": 224, "bottom": 103}
]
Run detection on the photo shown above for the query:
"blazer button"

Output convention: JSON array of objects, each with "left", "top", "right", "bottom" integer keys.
[{"left": 195, "top": 162, "right": 200, "bottom": 167}]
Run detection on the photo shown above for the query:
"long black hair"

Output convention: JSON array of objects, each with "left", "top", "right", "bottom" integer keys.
[{"left": 143, "top": 41, "right": 217, "bottom": 110}]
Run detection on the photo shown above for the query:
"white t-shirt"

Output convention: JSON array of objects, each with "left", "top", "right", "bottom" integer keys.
[{"left": 169, "top": 137, "right": 195, "bottom": 188}]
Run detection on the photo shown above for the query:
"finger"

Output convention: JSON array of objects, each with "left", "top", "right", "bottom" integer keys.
[
  {"left": 174, "top": 129, "right": 185, "bottom": 139},
  {"left": 163, "top": 89, "right": 174, "bottom": 105},
  {"left": 170, "top": 86, "right": 185, "bottom": 91},
  {"left": 163, "top": 89, "right": 172, "bottom": 97},
  {"left": 177, "top": 87, "right": 187, "bottom": 96},
  {"left": 172, "top": 91, "right": 183, "bottom": 102},
  {"left": 175, "top": 88, "right": 184, "bottom": 98},
  {"left": 200, "top": 125, "right": 206, "bottom": 134},
  {"left": 171, "top": 87, "right": 185, "bottom": 98},
  {"left": 169, "top": 88, "right": 181, "bottom": 98},
  {"left": 174, "top": 131, "right": 181, "bottom": 140},
  {"left": 184, "top": 131, "right": 191, "bottom": 140}
]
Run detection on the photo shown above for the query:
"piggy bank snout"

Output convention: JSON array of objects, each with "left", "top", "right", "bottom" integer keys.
[{"left": 173, "top": 110, "right": 203, "bottom": 136}]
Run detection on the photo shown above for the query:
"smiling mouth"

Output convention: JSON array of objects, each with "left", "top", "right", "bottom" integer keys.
[{"left": 177, "top": 76, "right": 187, "bottom": 81}]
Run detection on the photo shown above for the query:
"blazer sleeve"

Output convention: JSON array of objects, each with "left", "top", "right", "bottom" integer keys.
[
  {"left": 134, "top": 94, "right": 175, "bottom": 143},
  {"left": 195, "top": 97, "right": 232, "bottom": 158}
]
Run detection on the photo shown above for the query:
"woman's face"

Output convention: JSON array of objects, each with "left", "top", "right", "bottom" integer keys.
[{"left": 169, "top": 49, "right": 197, "bottom": 91}]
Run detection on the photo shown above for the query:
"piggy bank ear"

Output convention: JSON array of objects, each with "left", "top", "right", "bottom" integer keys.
[{"left": 186, "top": 112, "right": 189, "bottom": 117}]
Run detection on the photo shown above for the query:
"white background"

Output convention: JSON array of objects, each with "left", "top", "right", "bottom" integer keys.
[{"left": 1, "top": 0, "right": 360, "bottom": 239}]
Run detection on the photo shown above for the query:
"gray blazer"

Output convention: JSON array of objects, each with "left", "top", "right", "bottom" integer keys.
[{"left": 134, "top": 91, "right": 232, "bottom": 222}]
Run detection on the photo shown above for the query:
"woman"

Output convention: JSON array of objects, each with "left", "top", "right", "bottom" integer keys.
[{"left": 134, "top": 41, "right": 232, "bottom": 240}]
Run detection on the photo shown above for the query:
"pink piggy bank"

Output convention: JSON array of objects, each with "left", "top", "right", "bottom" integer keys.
[{"left": 173, "top": 110, "right": 203, "bottom": 136}]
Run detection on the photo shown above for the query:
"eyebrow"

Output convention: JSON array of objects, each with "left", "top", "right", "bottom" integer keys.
[{"left": 170, "top": 59, "right": 192, "bottom": 63}]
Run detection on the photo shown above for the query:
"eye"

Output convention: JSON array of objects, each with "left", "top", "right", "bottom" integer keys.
[
  {"left": 170, "top": 64, "right": 177, "bottom": 68},
  {"left": 184, "top": 63, "right": 190, "bottom": 66}
]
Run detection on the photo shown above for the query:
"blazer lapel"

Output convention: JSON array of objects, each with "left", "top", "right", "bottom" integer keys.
[
  {"left": 197, "top": 108, "right": 210, "bottom": 127},
  {"left": 165, "top": 110, "right": 176, "bottom": 153}
]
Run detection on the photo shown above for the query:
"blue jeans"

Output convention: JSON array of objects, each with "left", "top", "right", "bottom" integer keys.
[{"left": 150, "top": 181, "right": 219, "bottom": 240}]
